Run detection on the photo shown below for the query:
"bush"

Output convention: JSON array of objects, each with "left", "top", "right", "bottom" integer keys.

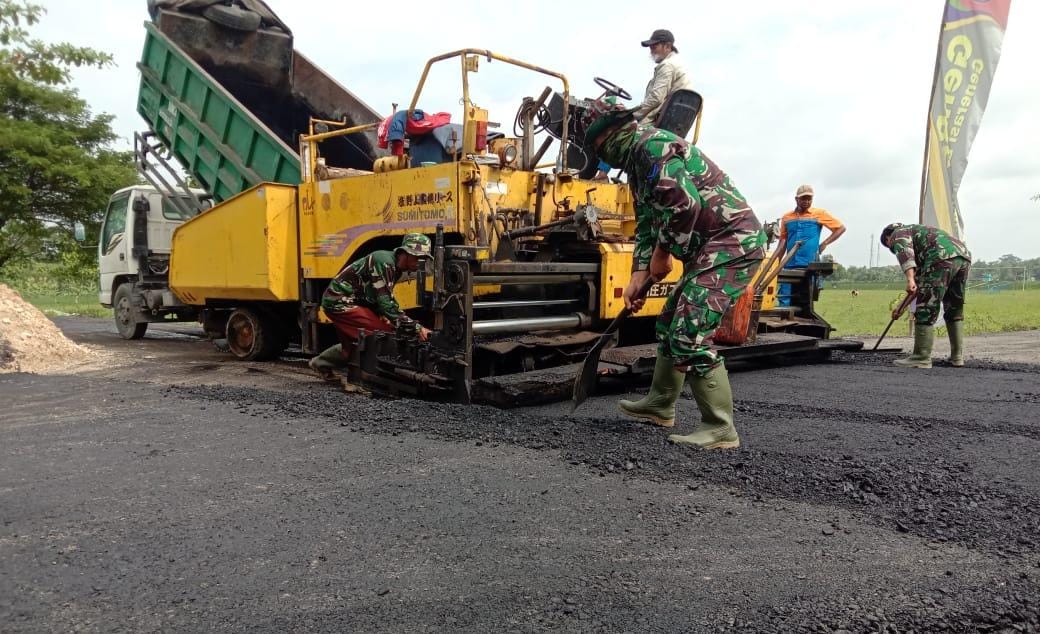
[{"left": 0, "top": 260, "right": 104, "bottom": 316}]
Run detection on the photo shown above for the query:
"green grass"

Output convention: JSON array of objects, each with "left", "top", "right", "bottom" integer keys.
[
  {"left": 17, "top": 292, "right": 109, "bottom": 318},
  {"left": 817, "top": 288, "right": 1040, "bottom": 337},
  {"left": 1, "top": 261, "right": 108, "bottom": 318},
  {"left": 21, "top": 288, "right": 1040, "bottom": 337},
  {"left": 5, "top": 263, "right": 1039, "bottom": 335}
]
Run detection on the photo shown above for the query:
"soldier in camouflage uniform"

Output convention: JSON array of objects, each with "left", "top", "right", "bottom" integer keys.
[
  {"left": 881, "top": 223, "right": 972, "bottom": 368},
  {"left": 308, "top": 233, "right": 432, "bottom": 381},
  {"left": 582, "top": 98, "right": 767, "bottom": 450}
]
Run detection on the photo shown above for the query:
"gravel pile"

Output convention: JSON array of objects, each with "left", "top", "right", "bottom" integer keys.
[{"left": 0, "top": 283, "right": 93, "bottom": 373}]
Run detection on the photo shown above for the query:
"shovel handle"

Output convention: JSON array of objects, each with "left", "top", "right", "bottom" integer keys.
[
  {"left": 872, "top": 293, "right": 915, "bottom": 350},
  {"left": 571, "top": 276, "right": 658, "bottom": 412},
  {"left": 604, "top": 277, "right": 657, "bottom": 335},
  {"left": 754, "top": 240, "right": 805, "bottom": 295},
  {"left": 752, "top": 246, "right": 785, "bottom": 294}
]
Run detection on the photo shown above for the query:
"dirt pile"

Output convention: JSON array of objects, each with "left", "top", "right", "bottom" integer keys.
[{"left": 0, "top": 283, "right": 94, "bottom": 373}]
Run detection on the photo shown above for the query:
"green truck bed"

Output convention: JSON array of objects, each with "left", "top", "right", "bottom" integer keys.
[{"left": 137, "top": 12, "right": 383, "bottom": 202}]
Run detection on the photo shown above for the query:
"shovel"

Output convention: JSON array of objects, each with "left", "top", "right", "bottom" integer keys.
[
  {"left": 872, "top": 292, "right": 914, "bottom": 350},
  {"left": 571, "top": 276, "right": 656, "bottom": 412}
]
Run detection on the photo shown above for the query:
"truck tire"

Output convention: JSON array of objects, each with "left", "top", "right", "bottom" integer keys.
[
  {"left": 114, "top": 283, "right": 148, "bottom": 340},
  {"left": 225, "top": 307, "right": 284, "bottom": 361},
  {"left": 202, "top": 4, "right": 262, "bottom": 32}
]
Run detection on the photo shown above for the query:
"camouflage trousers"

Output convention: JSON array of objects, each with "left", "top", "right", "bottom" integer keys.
[
  {"left": 914, "top": 256, "right": 971, "bottom": 325},
  {"left": 656, "top": 254, "right": 762, "bottom": 376}
]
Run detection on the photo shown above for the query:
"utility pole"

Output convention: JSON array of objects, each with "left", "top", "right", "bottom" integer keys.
[{"left": 869, "top": 234, "right": 875, "bottom": 268}]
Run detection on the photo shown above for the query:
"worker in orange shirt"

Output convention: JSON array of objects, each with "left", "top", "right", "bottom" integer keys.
[{"left": 775, "top": 185, "right": 846, "bottom": 306}]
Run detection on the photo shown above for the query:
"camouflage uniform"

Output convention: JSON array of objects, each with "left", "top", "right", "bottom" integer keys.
[
  {"left": 887, "top": 224, "right": 972, "bottom": 325},
  {"left": 310, "top": 234, "right": 430, "bottom": 382},
  {"left": 322, "top": 250, "right": 418, "bottom": 337},
  {"left": 598, "top": 121, "right": 767, "bottom": 375}
]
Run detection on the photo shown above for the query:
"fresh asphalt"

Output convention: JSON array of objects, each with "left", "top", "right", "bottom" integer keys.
[{"left": 1, "top": 318, "right": 1038, "bottom": 631}]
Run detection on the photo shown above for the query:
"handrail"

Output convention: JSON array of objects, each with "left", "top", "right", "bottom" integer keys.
[
  {"left": 406, "top": 49, "right": 571, "bottom": 170},
  {"left": 300, "top": 121, "right": 380, "bottom": 144}
]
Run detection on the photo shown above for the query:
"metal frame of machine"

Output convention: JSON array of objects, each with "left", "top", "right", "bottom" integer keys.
[{"left": 281, "top": 51, "right": 859, "bottom": 405}]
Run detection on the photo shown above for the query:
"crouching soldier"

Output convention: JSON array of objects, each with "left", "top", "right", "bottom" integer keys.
[
  {"left": 881, "top": 223, "right": 972, "bottom": 368},
  {"left": 582, "top": 98, "right": 767, "bottom": 449},
  {"left": 309, "top": 233, "right": 433, "bottom": 381}
]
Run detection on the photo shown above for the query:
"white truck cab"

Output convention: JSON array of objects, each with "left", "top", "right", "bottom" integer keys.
[{"left": 97, "top": 185, "right": 210, "bottom": 338}]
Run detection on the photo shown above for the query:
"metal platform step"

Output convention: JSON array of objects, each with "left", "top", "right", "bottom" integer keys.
[
  {"left": 818, "top": 337, "right": 865, "bottom": 352},
  {"left": 471, "top": 333, "right": 836, "bottom": 407},
  {"left": 472, "top": 363, "right": 584, "bottom": 408}
]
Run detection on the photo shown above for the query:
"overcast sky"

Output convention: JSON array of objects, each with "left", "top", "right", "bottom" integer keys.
[{"left": 31, "top": 0, "right": 1040, "bottom": 265}]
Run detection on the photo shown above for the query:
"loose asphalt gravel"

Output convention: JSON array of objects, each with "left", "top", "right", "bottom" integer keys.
[{"left": 1, "top": 319, "right": 1038, "bottom": 632}]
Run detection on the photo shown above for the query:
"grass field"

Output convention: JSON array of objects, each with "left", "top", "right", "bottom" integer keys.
[
  {"left": 17, "top": 292, "right": 109, "bottom": 318},
  {"left": 1, "top": 262, "right": 109, "bottom": 318},
  {"left": 817, "top": 287, "right": 1040, "bottom": 336},
  {"left": 7, "top": 284, "right": 1040, "bottom": 337}
]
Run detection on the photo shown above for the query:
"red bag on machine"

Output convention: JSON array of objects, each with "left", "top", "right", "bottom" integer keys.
[
  {"left": 405, "top": 111, "right": 450, "bottom": 135},
  {"left": 378, "top": 110, "right": 452, "bottom": 149}
]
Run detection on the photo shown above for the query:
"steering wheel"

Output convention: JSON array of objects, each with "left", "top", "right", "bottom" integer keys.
[{"left": 593, "top": 77, "right": 632, "bottom": 101}]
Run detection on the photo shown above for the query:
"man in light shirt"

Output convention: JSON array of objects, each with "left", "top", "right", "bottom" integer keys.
[
  {"left": 592, "top": 29, "right": 694, "bottom": 181},
  {"left": 635, "top": 28, "right": 694, "bottom": 123}
]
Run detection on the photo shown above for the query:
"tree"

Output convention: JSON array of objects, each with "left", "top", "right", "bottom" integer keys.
[{"left": 0, "top": 0, "right": 136, "bottom": 271}]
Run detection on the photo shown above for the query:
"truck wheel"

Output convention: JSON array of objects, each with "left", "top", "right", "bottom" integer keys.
[
  {"left": 225, "top": 307, "right": 284, "bottom": 361},
  {"left": 202, "top": 4, "right": 262, "bottom": 31},
  {"left": 114, "top": 284, "right": 148, "bottom": 340}
]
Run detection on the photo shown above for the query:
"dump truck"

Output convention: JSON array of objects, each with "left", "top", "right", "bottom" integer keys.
[
  {"left": 100, "top": 2, "right": 859, "bottom": 406},
  {"left": 94, "top": 184, "right": 213, "bottom": 339}
]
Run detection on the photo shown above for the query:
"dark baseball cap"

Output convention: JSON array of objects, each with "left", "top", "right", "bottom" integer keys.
[{"left": 641, "top": 29, "right": 676, "bottom": 49}]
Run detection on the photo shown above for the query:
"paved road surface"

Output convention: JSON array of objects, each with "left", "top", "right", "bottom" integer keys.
[{"left": 2, "top": 319, "right": 1038, "bottom": 631}]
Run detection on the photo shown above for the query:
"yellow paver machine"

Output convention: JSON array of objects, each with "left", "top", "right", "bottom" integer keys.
[{"left": 134, "top": 4, "right": 859, "bottom": 406}]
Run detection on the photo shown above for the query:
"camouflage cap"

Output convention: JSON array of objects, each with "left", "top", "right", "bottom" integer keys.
[
  {"left": 581, "top": 97, "right": 635, "bottom": 152},
  {"left": 398, "top": 233, "right": 432, "bottom": 258},
  {"left": 880, "top": 223, "right": 903, "bottom": 246}
]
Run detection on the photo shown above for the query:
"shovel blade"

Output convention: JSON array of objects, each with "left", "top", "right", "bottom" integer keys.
[
  {"left": 570, "top": 335, "right": 611, "bottom": 412},
  {"left": 570, "top": 280, "right": 650, "bottom": 412}
]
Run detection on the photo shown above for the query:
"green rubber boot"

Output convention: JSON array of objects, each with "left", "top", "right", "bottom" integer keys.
[
  {"left": 668, "top": 365, "right": 740, "bottom": 450},
  {"left": 893, "top": 324, "right": 934, "bottom": 368},
  {"left": 947, "top": 320, "right": 965, "bottom": 367},
  {"left": 309, "top": 343, "right": 347, "bottom": 381},
  {"left": 619, "top": 356, "right": 685, "bottom": 427}
]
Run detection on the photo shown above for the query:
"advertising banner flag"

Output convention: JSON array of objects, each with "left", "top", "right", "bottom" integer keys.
[{"left": 919, "top": 0, "right": 1011, "bottom": 237}]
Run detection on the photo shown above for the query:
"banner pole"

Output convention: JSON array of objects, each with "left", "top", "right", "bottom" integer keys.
[{"left": 918, "top": 1, "right": 948, "bottom": 225}]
